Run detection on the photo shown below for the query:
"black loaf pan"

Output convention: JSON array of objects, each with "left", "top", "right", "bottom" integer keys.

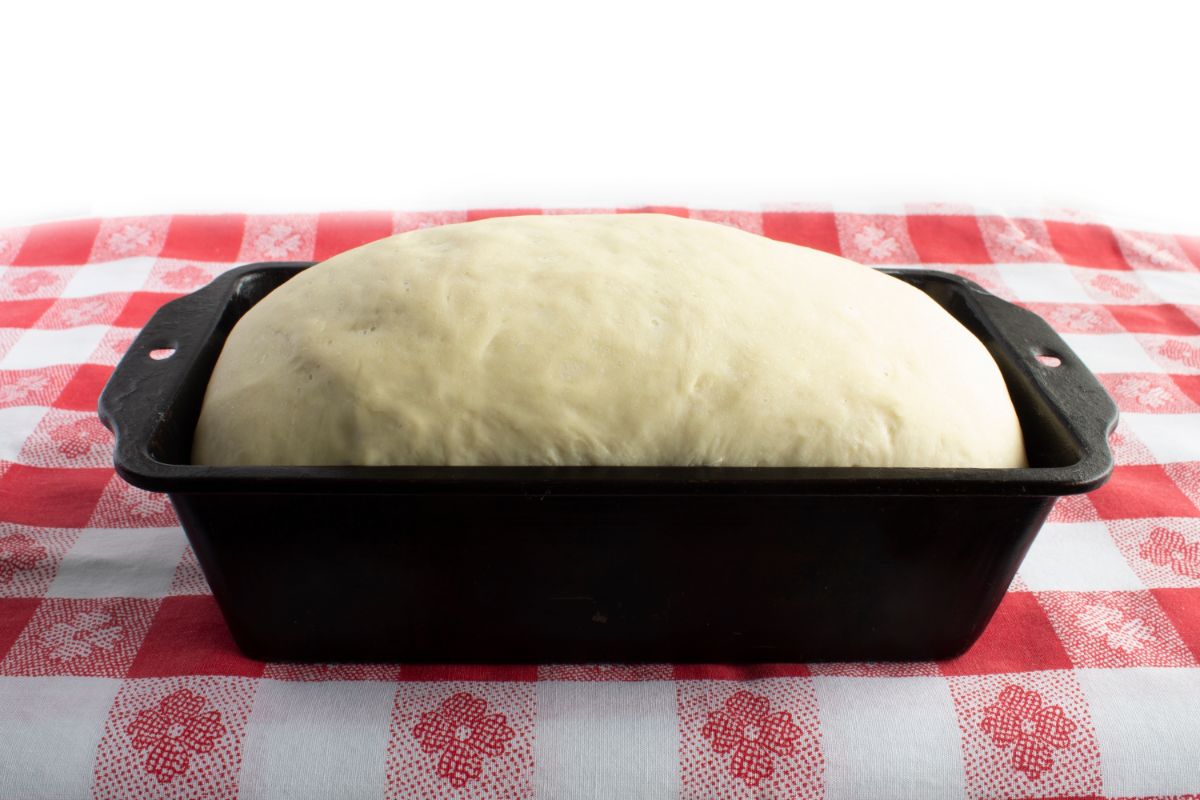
[{"left": 98, "top": 263, "right": 1117, "bottom": 664}]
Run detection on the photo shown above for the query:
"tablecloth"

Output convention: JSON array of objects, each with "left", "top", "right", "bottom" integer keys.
[{"left": 1, "top": 206, "right": 1198, "bottom": 800}]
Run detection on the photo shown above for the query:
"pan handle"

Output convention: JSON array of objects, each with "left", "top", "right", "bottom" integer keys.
[
  {"left": 97, "top": 263, "right": 310, "bottom": 485},
  {"left": 965, "top": 283, "right": 1118, "bottom": 490}
]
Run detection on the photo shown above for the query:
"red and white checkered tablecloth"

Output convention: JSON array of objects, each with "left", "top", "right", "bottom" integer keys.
[{"left": 1, "top": 206, "right": 1199, "bottom": 799}]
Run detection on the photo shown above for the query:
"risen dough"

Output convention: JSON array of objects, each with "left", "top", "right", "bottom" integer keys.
[{"left": 192, "top": 213, "right": 1026, "bottom": 468}]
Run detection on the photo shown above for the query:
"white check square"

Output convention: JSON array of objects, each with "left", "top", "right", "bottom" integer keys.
[
  {"left": 813, "top": 675, "right": 967, "bottom": 800},
  {"left": 0, "top": 406, "right": 47, "bottom": 461},
  {"left": 1077, "top": 667, "right": 1200, "bottom": 796},
  {"left": 1018, "top": 521, "right": 1144, "bottom": 591},
  {"left": 1138, "top": 270, "right": 1200, "bottom": 306},
  {"left": 240, "top": 680, "right": 396, "bottom": 800},
  {"left": 1058, "top": 333, "right": 1164, "bottom": 375},
  {"left": 47, "top": 527, "right": 187, "bottom": 599},
  {"left": 534, "top": 679, "right": 679, "bottom": 800},
  {"left": 60, "top": 257, "right": 155, "bottom": 298},
  {"left": 996, "top": 263, "right": 1093, "bottom": 303},
  {"left": 0, "top": 676, "right": 121, "bottom": 800},
  {"left": 1121, "top": 413, "right": 1200, "bottom": 464},
  {"left": 0, "top": 326, "right": 109, "bottom": 370}
]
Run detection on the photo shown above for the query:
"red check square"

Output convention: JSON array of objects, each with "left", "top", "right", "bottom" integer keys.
[
  {"left": 906, "top": 215, "right": 992, "bottom": 264},
  {"left": 159, "top": 215, "right": 247, "bottom": 262},
  {"left": 1088, "top": 465, "right": 1200, "bottom": 520},
  {"left": 761, "top": 212, "right": 842, "bottom": 255},
  {"left": 398, "top": 664, "right": 537, "bottom": 682},
  {"left": 1045, "top": 220, "right": 1131, "bottom": 270},
  {"left": 313, "top": 211, "right": 394, "bottom": 261},
  {"left": 1177, "top": 234, "right": 1200, "bottom": 270},
  {"left": 53, "top": 364, "right": 114, "bottom": 412},
  {"left": 13, "top": 219, "right": 101, "bottom": 266},
  {"left": 617, "top": 206, "right": 689, "bottom": 217},
  {"left": 112, "top": 292, "right": 179, "bottom": 329},
  {"left": 1172, "top": 375, "right": 1200, "bottom": 408},
  {"left": 0, "top": 299, "right": 52, "bottom": 327},
  {"left": 127, "top": 595, "right": 264, "bottom": 678},
  {"left": 0, "top": 598, "right": 40, "bottom": 660},
  {"left": 466, "top": 208, "right": 545, "bottom": 221},
  {"left": 939, "top": 592, "right": 1072, "bottom": 675},
  {"left": 0, "top": 465, "right": 113, "bottom": 527},
  {"left": 672, "top": 663, "right": 812, "bottom": 680},
  {"left": 1150, "top": 587, "right": 1200, "bottom": 661},
  {"left": 1106, "top": 304, "right": 1200, "bottom": 336}
]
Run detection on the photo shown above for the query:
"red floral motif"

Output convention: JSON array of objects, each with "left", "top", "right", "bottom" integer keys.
[
  {"left": 1113, "top": 377, "right": 1173, "bottom": 409},
  {"left": 1048, "top": 305, "right": 1107, "bottom": 333},
  {"left": 1075, "top": 603, "right": 1155, "bottom": 653},
  {"left": 126, "top": 689, "right": 227, "bottom": 784},
  {"left": 161, "top": 265, "right": 208, "bottom": 290},
  {"left": 49, "top": 417, "right": 110, "bottom": 459},
  {"left": 411, "top": 692, "right": 516, "bottom": 788},
  {"left": 9, "top": 270, "right": 56, "bottom": 295},
  {"left": 1090, "top": 273, "right": 1139, "bottom": 299},
  {"left": 60, "top": 299, "right": 109, "bottom": 326},
  {"left": 701, "top": 690, "right": 806, "bottom": 787},
  {"left": 980, "top": 685, "right": 1076, "bottom": 780},
  {"left": 106, "top": 224, "right": 153, "bottom": 255},
  {"left": 252, "top": 224, "right": 303, "bottom": 258},
  {"left": 126, "top": 489, "right": 170, "bottom": 519},
  {"left": 1159, "top": 340, "right": 1200, "bottom": 370},
  {"left": 996, "top": 227, "right": 1048, "bottom": 258},
  {"left": 852, "top": 225, "right": 899, "bottom": 260},
  {"left": 0, "top": 374, "right": 48, "bottom": 404},
  {"left": 0, "top": 533, "right": 47, "bottom": 584},
  {"left": 1122, "top": 234, "right": 1183, "bottom": 269},
  {"left": 1139, "top": 526, "right": 1200, "bottom": 579},
  {"left": 38, "top": 609, "right": 123, "bottom": 660}
]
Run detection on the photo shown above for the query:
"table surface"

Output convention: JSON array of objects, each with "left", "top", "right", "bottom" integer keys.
[{"left": 1, "top": 207, "right": 1198, "bottom": 799}]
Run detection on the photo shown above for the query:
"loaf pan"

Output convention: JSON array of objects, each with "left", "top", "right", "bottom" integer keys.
[{"left": 98, "top": 263, "right": 1117, "bottom": 663}]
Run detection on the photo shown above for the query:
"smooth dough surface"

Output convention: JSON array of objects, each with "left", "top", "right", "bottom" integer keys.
[{"left": 192, "top": 213, "right": 1027, "bottom": 468}]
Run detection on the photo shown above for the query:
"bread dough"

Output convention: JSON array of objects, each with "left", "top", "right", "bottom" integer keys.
[{"left": 192, "top": 213, "right": 1027, "bottom": 468}]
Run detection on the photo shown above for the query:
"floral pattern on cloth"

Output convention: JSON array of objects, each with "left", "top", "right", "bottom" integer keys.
[
  {"left": 1074, "top": 603, "right": 1155, "bottom": 653},
  {"left": 834, "top": 213, "right": 919, "bottom": 264},
  {"left": 0, "top": 532, "right": 46, "bottom": 584},
  {"left": 86, "top": 473, "right": 179, "bottom": 528},
  {"left": 4, "top": 269, "right": 59, "bottom": 296},
  {"left": 1140, "top": 526, "right": 1200, "bottom": 579},
  {"left": 0, "top": 209, "right": 1198, "bottom": 799},
  {"left": 0, "top": 373, "right": 49, "bottom": 405},
  {"left": 679, "top": 678, "right": 824, "bottom": 798},
  {"left": 701, "top": 690, "right": 807, "bottom": 787},
  {"left": 411, "top": 692, "right": 516, "bottom": 788},
  {"left": 239, "top": 215, "right": 317, "bottom": 262},
  {"left": 949, "top": 673, "right": 1101, "bottom": 799},
  {"left": 126, "top": 689, "right": 228, "bottom": 783},
  {"left": 386, "top": 682, "right": 535, "bottom": 800},
  {"left": 1157, "top": 339, "right": 1200, "bottom": 371},
  {"left": 37, "top": 609, "right": 122, "bottom": 661},
  {"left": 1037, "top": 589, "right": 1197, "bottom": 669},
  {"left": 980, "top": 685, "right": 1076, "bottom": 780},
  {"left": 92, "top": 677, "right": 256, "bottom": 800},
  {"left": 48, "top": 416, "right": 111, "bottom": 459},
  {"left": 0, "top": 598, "right": 157, "bottom": 677}
]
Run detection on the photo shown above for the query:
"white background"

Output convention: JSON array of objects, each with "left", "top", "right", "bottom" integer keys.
[{"left": 2, "top": 0, "right": 1197, "bottom": 232}]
